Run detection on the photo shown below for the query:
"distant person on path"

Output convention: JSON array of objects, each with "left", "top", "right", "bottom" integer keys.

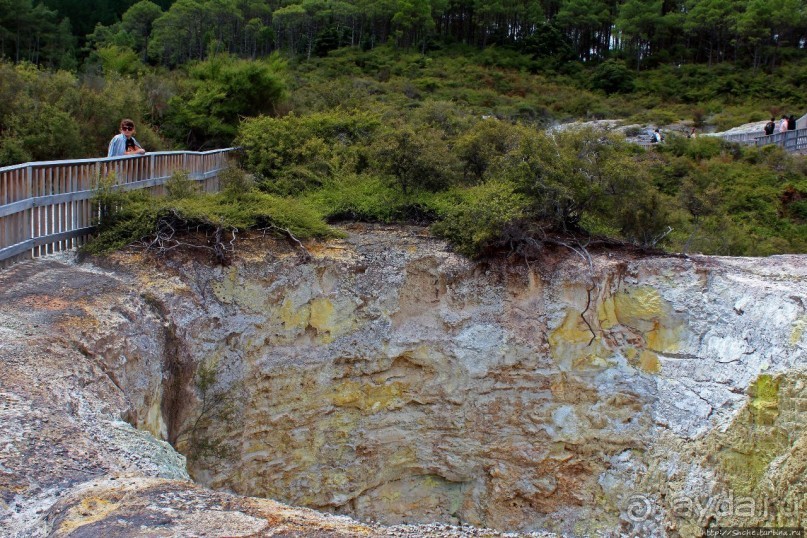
[
  {"left": 688, "top": 127, "right": 697, "bottom": 139},
  {"left": 788, "top": 114, "right": 796, "bottom": 130},
  {"left": 780, "top": 115, "right": 789, "bottom": 133},
  {"left": 108, "top": 119, "right": 145, "bottom": 157},
  {"left": 653, "top": 128, "right": 663, "bottom": 143},
  {"left": 764, "top": 117, "right": 776, "bottom": 136}
]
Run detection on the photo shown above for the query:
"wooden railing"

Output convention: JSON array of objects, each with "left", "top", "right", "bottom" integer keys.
[
  {"left": 0, "top": 148, "right": 239, "bottom": 268},
  {"left": 676, "top": 128, "right": 806, "bottom": 153},
  {"left": 718, "top": 132, "right": 762, "bottom": 145},
  {"left": 754, "top": 128, "right": 807, "bottom": 152}
]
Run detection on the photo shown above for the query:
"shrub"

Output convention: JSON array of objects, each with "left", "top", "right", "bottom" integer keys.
[
  {"left": 168, "top": 192, "right": 333, "bottom": 238},
  {"left": 4, "top": 105, "right": 83, "bottom": 162},
  {"left": 370, "top": 124, "right": 460, "bottom": 194},
  {"left": 665, "top": 136, "right": 727, "bottom": 161},
  {"left": 591, "top": 60, "right": 636, "bottom": 94},
  {"left": 410, "top": 99, "right": 470, "bottom": 135},
  {"left": 303, "top": 173, "right": 431, "bottom": 222},
  {"left": 218, "top": 166, "right": 256, "bottom": 196},
  {"left": 0, "top": 138, "right": 32, "bottom": 166},
  {"left": 618, "top": 192, "right": 676, "bottom": 248},
  {"left": 86, "top": 182, "right": 336, "bottom": 256},
  {"left": 165, "top": 170, "right": 199, "bottom": 200},
  {"left": 454, "top": 119, "right": 527, "bottom": 182},
  {"left": 163, "top": 53, "right": 287, "bottom": 149},
  {"left": 431, "top": 180, "right": 531, "bottom": 257},
  {"left": 495, "top": 128, "right": 649, "bottom": 234},
  {"left": 88, "top": 176, "right": 158, "bottom": 254},
  {"left": 237, "top": 110, "right": 381, "bottom": 193}
]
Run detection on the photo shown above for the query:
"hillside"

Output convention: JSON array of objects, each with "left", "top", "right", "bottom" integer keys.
[{"left": 1, "top": 50, "right": 806, "bottom": 260}]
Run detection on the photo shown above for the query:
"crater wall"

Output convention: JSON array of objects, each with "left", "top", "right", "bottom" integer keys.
[{"left": 0, "top": 226, "right": 804, "bottom": 537}]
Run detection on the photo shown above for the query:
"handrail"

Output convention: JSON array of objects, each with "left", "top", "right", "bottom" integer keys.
[
  {"left": 0, "top": 148, "right": 239, "bottom": 173},
  {"left": 0, "top": 148, "right": 240, "bottom": 267},
  {"left": 754, "top": 128, "right": 807, "bottom": 152},
  {"left": 693, "top": 128, "right": 806, "bottom": 152},
  {"left": 717, "top": 132, "right": 762, "bottom": 145}
]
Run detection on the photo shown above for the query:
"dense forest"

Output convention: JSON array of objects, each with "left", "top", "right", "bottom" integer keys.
[
  {"left": 1, "top": 0, "right": 806, "bottom": 258},
  {"left": 2, "top": 0, "right": 806, "bottom": 69}
]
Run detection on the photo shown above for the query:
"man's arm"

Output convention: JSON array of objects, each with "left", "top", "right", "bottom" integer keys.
[{"left": 131, "top": 137, "right": 146, "bottom": 155}]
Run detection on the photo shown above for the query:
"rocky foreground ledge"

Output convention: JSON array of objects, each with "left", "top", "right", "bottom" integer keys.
[{"left": 0, "top": 226, "right": 805, "bottom": 537}]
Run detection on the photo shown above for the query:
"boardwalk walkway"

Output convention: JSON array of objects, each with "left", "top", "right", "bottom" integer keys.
[{"left": 0, "top": 149, "right": 239, "bottom": 267}]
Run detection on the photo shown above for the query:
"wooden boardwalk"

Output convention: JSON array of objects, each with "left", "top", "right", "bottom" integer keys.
[
  {"left": 0, "top": 149, "right": 239, "bottom": 268},
  {"left": 752, "top": 128, "right": 807, "bottom": 153},
  {"left": 634, "top": 127, "right": 807, "bottom": 153}
]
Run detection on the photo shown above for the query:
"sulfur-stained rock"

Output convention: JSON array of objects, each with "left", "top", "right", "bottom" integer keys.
[{"left": 0, "top": 226, "right": 805, "bottom": 537}]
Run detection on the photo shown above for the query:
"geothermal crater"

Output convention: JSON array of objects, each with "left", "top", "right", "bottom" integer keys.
[{"left": 0, "top": 225, "right": 805, "bottom": 537}]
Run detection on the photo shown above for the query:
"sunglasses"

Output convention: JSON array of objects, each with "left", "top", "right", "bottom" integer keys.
[{"left": 121, "top": 126, "right": 134, "bottom": 131}]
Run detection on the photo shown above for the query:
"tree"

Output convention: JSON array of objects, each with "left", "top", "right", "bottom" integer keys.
[
  {"left": 149, "top": 0, "right": 214, "bottom": 65},
  {"left": 616, "top": 0, "right": 663, "bottom": 69},
  {"left": 0, "top": 0, "right": 75, "bottom": 67},
  {"left": 42, "top": 0, "right": 122, "bottom": 42},
  {"left": 121, "top": 0, "right": 164, "bottom": 62},
  {"left": 163, "top": 53, "right": 286, "bottom": 149},
  {"left": 392, "top": 0, "right": 435, "bottom": 51},
  {"left": 683, "top": 0, "right": 743, "bottom": 65},
  {"left": 272, "top": 3, "right": 307, "bottom": 55},
  {"left": 554, "top": 0, "right": 613, "bottom": 61}
]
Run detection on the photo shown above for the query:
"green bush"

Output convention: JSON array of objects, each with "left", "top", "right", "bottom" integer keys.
[
  {"left": 591, "top": 60, "right": 635, "bottom": 95},
  {"left": 165, "top": 170, "right": 199, "bottom": 200},
  {"left": 218, "top": 166, "right": 256, "bottom": 196},
  {"left": 3, "top": 105, "right": 83, "bottom": 162},
  {"left": 370, "top": 124, "right": 460, "bottom": 194},
  {"left": 0, "top": 60, "right": 166, "bottom": 164},
  {"left": 410, "top": 99, "right": 471, "bottom": 135},
  {"left": 86, "top": 183, "right": 336, "bottom": 256},
  {"left": 237, "top": 109, "right": 381, "bottom": 194},
  {"left": 168, "top": 192, "right": 333, "bottom": 238},
  {"left": 88, "top": 178, "right": 158, "bottom": 254},
  {"left": 163, "top": 53, "right": 287, "bottom": 149},
  {"left": 454, "top": 119, "right": 526, "bottom": 182},
  {"left": 0, "top": 138, "right": 32, "bottom": 166},
  {"left": 494, "top": 128, "right": 648, "bottom": 233},
  {"left": 303, "top": 173, "right": 435, "bottom": 222},
  {"left": 431, "top": 180, "right": 531, "bottom": 257}
]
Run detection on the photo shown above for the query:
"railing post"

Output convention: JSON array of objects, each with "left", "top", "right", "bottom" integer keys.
[{"left": 25, "top": 164, "right": 32, "bottom": 259}]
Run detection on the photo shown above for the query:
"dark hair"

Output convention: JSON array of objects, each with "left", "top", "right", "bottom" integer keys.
[{"left": 120, "top": 118, "right": 135, "bottom": 130}]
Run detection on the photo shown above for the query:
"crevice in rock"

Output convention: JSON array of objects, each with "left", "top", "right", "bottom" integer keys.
[{"left": 141, "top": 292, "right": 195, "bottom": 445}]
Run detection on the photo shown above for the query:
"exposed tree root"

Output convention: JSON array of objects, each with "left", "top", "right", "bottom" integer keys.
[{"left": 259, "top": 225, "right": 311, "bottom": 262}]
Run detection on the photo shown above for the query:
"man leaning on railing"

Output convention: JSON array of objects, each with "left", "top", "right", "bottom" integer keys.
[{"left": 108, "top": 119, "right": 146, "bottom": 157}]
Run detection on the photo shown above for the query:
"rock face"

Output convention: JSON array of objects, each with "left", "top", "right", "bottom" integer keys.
[{"left": 1, "top": 225, "right": 805, "bottom": 537}]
